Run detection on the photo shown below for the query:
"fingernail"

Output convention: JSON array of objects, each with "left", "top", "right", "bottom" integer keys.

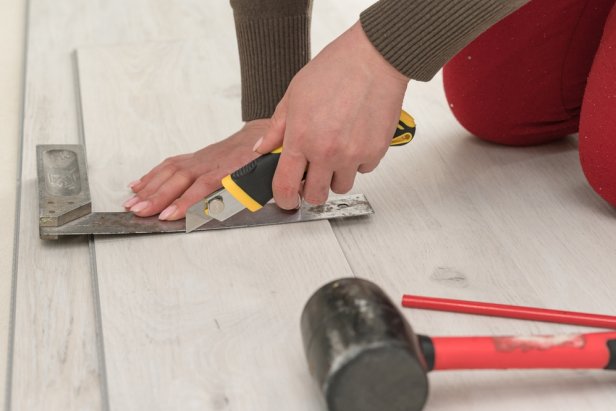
[
  {"left": 159, "top": 205, "right": 177, "bottom": 221},
  {"left": 252, "top": 137, "right": 263, "bottom": 152},
  {"left": 130, "top": 201, "right": 150, "bottom": 213},
  {"left": 295, "top": 193, "right": 302, "bottom": 210},
  {"left": 128, "top": 180, "right": 141, "bottom": 189},
  {"left": 123, "top": 195, "right": 139, "bottom": 208}
]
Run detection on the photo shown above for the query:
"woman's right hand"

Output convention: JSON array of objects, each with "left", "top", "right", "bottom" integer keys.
[{"left": 124, "top": 119, "right": 270, "bottom": 221}]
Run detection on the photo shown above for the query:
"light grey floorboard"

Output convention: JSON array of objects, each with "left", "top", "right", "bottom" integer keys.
[
  {"left": 0, "top": 0, "right": 26, "bottom": 408},
  {"left": 9, "top": 0, "right": 102, "bottom": 406},
  {"left": 10, "top": 1, "right": 239, "bottom": 409}
]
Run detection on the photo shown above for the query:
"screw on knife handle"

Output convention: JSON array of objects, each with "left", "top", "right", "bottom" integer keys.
[{"left": 222, "top": 110, "right": 416, "bottom": 212}]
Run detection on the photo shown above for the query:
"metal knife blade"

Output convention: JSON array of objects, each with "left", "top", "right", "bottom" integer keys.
[
  {"left": 185, "top": 199, "right": 214, "bottom": 233},
  {"left": 185, "top": 189, "right": 246, "bottom": 233}
]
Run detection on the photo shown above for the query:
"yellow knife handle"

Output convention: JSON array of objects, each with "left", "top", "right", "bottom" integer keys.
[{"left": 222, "top": 110, "right": 416, "bottom": 211}]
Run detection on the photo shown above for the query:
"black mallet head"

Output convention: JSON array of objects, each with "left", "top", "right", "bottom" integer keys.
[{"left": 300, "top": 278, "right": 430, "bottom": 411}]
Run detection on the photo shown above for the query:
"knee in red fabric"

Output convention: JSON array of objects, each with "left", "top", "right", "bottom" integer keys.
[
  {"left": 578, "top": 3, "right": 616, "bottom": 208},
  {"left": 443, "top": 76, "right": 521, "bottom": 146},
  {"left": 579, "top": 91, "right": 616, "bottom": 208},
  {"left": 579, "top": 133, "right": 616, "bottom": 207},
  {"left": 443, "top": 68, "right": 576, "bottom": 147}
]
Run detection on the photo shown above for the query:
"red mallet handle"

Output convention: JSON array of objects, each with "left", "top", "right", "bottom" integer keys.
[
  {"left": 426, "top": 331, "right": 616, "bottom": 371},
  {"left": 402, "top": 295, "right": 616, "bottom": 329}
]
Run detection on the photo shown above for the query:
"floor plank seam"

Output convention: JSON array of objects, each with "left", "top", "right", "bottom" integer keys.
[
  {"left": 88, "top": 240, "right": 110, "bottom": 411},
  {"left": 4, "top": 0, "right": 31, "bottom": 408},
  {"left": 76, "top": 53, "right": 110, "bottom": 410},
  {"left": 329, "top": 221, "right": 359, "bottom": 280}
]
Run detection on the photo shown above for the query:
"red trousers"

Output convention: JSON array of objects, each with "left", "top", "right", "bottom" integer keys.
[{"left": 443, "top": 0, "right": 616, "bottom": 207}]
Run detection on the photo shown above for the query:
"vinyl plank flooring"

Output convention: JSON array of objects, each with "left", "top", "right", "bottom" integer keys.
[
  {"left": 17, "top": 0, "right": 616, "bottom": 410},
  {"left": 11, "top": 0, "right": 239, "bottom": 409},
  {"left": 0, "top": 0, "right": 26, "bottom": 407},
  {"left": 76, "top": 39, "right": 355, "bottom": 411},
  {"left": 10, "top": 0, "right": 104, "bottom": 407}
]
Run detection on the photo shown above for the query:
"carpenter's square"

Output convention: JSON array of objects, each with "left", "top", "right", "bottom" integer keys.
[
  {"left": 185, "top": 110, "right": 416, "bottom": 232},
  {"left": 36, "top": 147, "right": 385, "bottom": 240}
]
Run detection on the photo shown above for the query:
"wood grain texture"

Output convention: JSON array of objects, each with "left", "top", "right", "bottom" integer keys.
[
  {"left": 76, "top": 38, "right": 355, "bottom": 410},
  {"left": 11, "top": 0, "right": 242, "bottom": 410},
  {"left": 10, "top": 0, "right": 103, "bottom": 407},
  {"left": 0, "top": 0, "right": 26, "bottom": 407},
  {"left": 317, "top": 3, "right": 616, "bottom": 410},
  {"left": 16, "top": 0, "right": 616, "bottom": 410}
]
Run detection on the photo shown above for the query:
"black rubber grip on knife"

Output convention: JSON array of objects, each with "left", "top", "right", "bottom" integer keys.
[{"left": 228, "top": 151, "right": 281, "bottom": 210}]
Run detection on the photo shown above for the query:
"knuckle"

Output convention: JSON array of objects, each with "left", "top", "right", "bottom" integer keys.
[
  {"left": 146, "top": 197, "right": 165, "bottom": 210},
  {"left": 331, "top": 184, "right": 351, "bottom": 195},
  {"left": 359, "top": 162, "right": 379, "bottom": 174},
  {"left": 273, "top": 183, "right": 298, "bottom": 199},
  {"left": 174, "top": 169, "right": 194, "bottom": 182},
  {"left": 303, "top": 185, "right": 329, "bottom": 205},
  {"left": 349, "top": 149, "right": 365, "bottom": 164},
  {"left": 162, "top": 157, "right": 177, "bottom": 166},
  {"left": 304, "top": 194, "right": 327, "bottom": 205},
  {"left": 161, "top": 163, "right": 178, "bottom": 175},
  {"left": 319, "top": 137, "right": 343, "bottom": 159},
  {"left": 358, "top": 144, "right": 381, "bottom": 160},
  {"left": 271, "top": 110, "right": 287, "bottom": 129},
  {"left": 137, "top": 187, "right": 154, "bottom": 198},
  {"left": 194, "top": 175, "right": 218, "bottom": 191}
]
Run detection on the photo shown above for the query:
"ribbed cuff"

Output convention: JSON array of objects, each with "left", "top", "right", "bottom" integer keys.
[
  {"left": 234, "top": 14, "right": 310, "bottom": 121},
  {"left": 360, "top": 0, "right": 528, "bottom": 81}
]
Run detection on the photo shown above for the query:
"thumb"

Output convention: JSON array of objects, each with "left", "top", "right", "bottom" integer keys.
[{"left": 254, "top": 95, "right": 287, "bottom": 154}]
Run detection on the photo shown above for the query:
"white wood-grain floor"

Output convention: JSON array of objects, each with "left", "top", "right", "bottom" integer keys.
[
  {"left": 0, "top": 0, "right": 26, "bottom": 408},
  {"left": 2, "top": 0, "right": 616, "bottom": 410}
]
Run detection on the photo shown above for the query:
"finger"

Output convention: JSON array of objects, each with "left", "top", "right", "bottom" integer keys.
[
  {"left": 272, "top": 151, "right": 308, "bottom": 209},
  {"left": 358, "top": 159, "right": 381, "bottom": 174},
  {"left": 132, "top": 165, "right": 181, "bottom": 200},
  {"left": 255, "top": 95, "right": 287, "bottom": 155},
  {"left": 122, "top": 193, "right": 141, "bottom": 209},
  {"left": 127, "top": 179, "right": 142, "bottom": 191},
  {"left": 131, "top": 171, "right": 194, "bottom": 217},
  {"left": 302, "top": 163, "right": 334, "bottom": 205},
  {"left": 159, "top": 175, "right": 221, "bottom": 221},
  {"left": 130, "top": 154, "right": 191, "bottom": 192},
  {"left": 330, "top": 168, "right": 357, "bottom": 194}
]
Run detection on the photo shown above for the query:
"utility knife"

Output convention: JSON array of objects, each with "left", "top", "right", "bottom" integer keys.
[{"left": 185, "top": 110, "right": 416, "bottom": 232}]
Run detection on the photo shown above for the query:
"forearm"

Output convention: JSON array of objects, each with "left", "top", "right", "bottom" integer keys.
[
  {"left": 231, "top": 0, "right": 313, "bottom": 121},
  {"left": 360, "top": 0, "right": 529, "bottom": 81},
  {"left": 231, "top": 0, "right": 529, "bottom": 119}
]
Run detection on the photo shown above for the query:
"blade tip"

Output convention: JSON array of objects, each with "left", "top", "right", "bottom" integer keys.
[{"left": 185, "top": 214, "right": 202, "bottom": 233}]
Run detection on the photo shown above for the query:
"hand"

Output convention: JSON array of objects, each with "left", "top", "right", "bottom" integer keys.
[
  {"left": 254, "top": 21, "right": 409, "bottom": 209},
  {"left": 124, "top": 119, "right": 269, "bottom": 220}
]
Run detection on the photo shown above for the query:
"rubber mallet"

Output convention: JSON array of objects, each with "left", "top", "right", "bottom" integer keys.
[{"left": 300, "top": 278, "right": 616, "bottom": 411}]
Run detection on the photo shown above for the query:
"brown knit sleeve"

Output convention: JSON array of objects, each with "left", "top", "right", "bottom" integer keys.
[
  {"left": 230, "top": 0, "right": 313, "bottom": 121},
  {"left": 360, "top": 0, "right": 529, "bottom": 81}
]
